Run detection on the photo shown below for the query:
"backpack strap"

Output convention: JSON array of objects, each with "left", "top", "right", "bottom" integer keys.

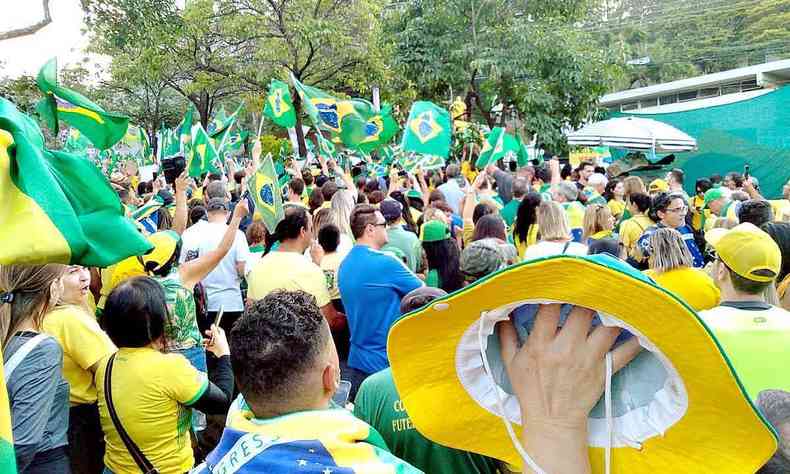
[
  {"left": 4, "top": 334, "right": 48, "bottom": 383},
  {"left": 103, "top": 353, "right": 160, "bottom": 474}
]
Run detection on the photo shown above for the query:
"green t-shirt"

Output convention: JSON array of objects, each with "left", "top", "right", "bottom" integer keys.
[
  {"left": 153, "top": 271, "right": 200, "bottom": 352},
  {"left": 353, "top": 369, "right": 502, "bottom": 474},
  {"left": 384, "top": 226, "right": 422, "bottom": 272},
  {"left": 425, "top": 269, "right": 440, "bottom": 288},
  {"left": 499, "top": 198, "right": 520, "bottom": 228}
]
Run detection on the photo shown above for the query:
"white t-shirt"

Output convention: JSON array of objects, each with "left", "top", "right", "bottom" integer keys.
[
  {"left": 522, "top": 240, "right": 588, "bottom": 260},
  {"left": 192, "top": 221, "right": 250, "bottom": 312},
  {"left": 179, "top": 220, "right": 210, "bottom": 264}
]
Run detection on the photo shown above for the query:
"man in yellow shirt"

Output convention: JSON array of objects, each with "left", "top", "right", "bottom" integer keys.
[{"left": 246, "top": 206, "right": 344, "bottom": 330}]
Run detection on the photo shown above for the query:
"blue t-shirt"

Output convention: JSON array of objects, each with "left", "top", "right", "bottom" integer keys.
[{"left": 338, "top": 245, "right": 423, "bottom": 374}]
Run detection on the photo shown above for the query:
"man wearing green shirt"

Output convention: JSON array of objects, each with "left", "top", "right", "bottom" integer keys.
[
  {"left": 353, "top": 287, "right": 506, "bottom": 474},
  {"left": 500, "top": 178, "right": 527, "bottom": 229},
  {"left": 380, "top": 198, "right": 422, "bottom": 273}
]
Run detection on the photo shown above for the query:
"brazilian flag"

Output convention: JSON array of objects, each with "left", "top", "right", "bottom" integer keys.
[
  {"left": 248, "top": 153, "right": 284, "bottom": 234},
  {"left": 177, "top": 105, "right": 195, "bottom": 156},
  {"left": 475, "top": 127, "right": 520, "bottom": 168},
  {"left": 316, "top": 131, "right": 338, "bottom": 160},
  {"left": 34, "top": 58, "right": 129, "bottom": 150},
  {"left": 208, "top": 103, "right": 244, "bottom": 138},
  {"left": 63, "top": 128, "right": 92, "bottom": 155},
  {"left": 0, "top": 97, "right": 152, "bottom": 266},
  {"left": 353, "top": 104, "right": 399, "bottom": 153},
  {"left": 189, "top": 125, "right": 222, "bottom": 177},
  {"left": 263, "top": 79, "right": 297, "bottom": 128},
  {"left": 400, "top": 101, "right": 452, "bottom": 158}
]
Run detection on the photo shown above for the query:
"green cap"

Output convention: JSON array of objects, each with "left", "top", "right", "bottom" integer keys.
[
  {"left": 421, "top": 220, "right": 450, "bottom": 243},
  {"left": 703, "top": 188, "right": 727, "bottom": 208},
  {"left": 406, "top": 189, "right": 422, "bottom": 199}
]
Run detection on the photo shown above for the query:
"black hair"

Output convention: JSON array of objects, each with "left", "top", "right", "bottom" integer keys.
[
  {"left": 422, "top": 240, "right": 463, "bottom": 293},
  {"left": 390, "top": 191, "right": 417, "bottom": 233},
  {"left": 695, "top": 178, "right": 712, "bottom": 195},
  {"left": 318, "top": 224, "right": 340, "bottom": 253},
  {"left": 709, "top": 174, "right": 722, "bottom": 185},
  {"left": 761, "top": 222, "right": 790, "bottom": 282},
  {"left": 103, "top": 277, "right": 168, "bottom": 348},
  {"left": 587, "top": 238, "right": 622, "bottom": 259},
  {"left": 189, "top": 205, "right": 207, "bottom": 226},
  {"left": 472, "top": 202, "right": 496, "bottom": 225},
  {"left": 208, "top": 173, "right": 223, "bottom": 182},
  {"left": 230, "top": 290, "right": 328, "bottom": 409},
  {"left": 630, "top": 192, "right": 651, "bottom": 213},
  {"left": 234, "top": 170, "right": 246, "bottom": 185},
  {"left": 301, "top": 169, "right": 314, "bottom": 186},
  {"left": 315, "top": 175, "right": 329, "bottom": 188},
  {"left": 728, "top": 267, "right": 772, "bottom": 295},
  {"left": 726, "top": 172, "right": 744, "bottom": 188},
  {"left": 603, "top": 179, "right": 620, "bottom": 202},
  {"left": 308, "top": 188, "right": 325, "bottom": 214},
  {"left": 668, "top": 168, "right": 684, "bottom": 185},
  {"left": 534, "top": 166, "right": 550, "bottom": 183},
  {"left": 648, "top": 192, "right": 684, "bottom": 222},
  {"left": 364, "top": 179, "right": 380, "bottom": 193},
  {"left": 514, "top": 192, "right": 542, "bottom": 243},
  {"left": 472, "top": 214, "right": 507, "bottom": 242},
  {"left": 738, "top": 200, "right": 773, "bottom": 228},
  {"left": 266, "top": 206, "right": 309, "bottom": 254}
]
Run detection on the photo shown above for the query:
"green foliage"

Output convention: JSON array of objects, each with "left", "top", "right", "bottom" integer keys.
[{"left": 259, "top": 134, "right": 292, "bottom": 159}]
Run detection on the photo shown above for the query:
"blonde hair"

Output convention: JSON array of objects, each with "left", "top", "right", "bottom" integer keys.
[
  {"left": 537, "top": 201, "right": 571, "bottom": 241},
  {"left": 330, "top": 190, "right": 355, "bottom": 237},
  {"left": 582, "top": 204, "right": 613, "bottom": 241},
  {"left": 313, "top": 208, "right": 336, "bottom": 233},
  {"left": 649, "top": 228, "right": 692, "bottom": 273},
  {"left": 623, "top": 176, "right": 646, "bottom": 202},
  {"left": 0, "top": 264, "right": 66, "bottom": 347}
]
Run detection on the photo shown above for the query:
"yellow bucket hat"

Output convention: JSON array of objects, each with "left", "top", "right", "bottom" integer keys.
[{"left": 388, "top": 254, "right": 776, "bottom": 472}]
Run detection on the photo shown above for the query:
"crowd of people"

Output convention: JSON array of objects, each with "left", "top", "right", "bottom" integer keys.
[{"left": 3, "top": 141, "right": 790, "bottom": 473}]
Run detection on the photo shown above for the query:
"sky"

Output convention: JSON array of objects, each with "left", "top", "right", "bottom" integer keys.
[{"left": 0, "top": 0, "right": 108, "bottom": 79}]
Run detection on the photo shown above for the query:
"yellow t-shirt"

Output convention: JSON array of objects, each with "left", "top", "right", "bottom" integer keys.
[
  {"left": 95, "top": 347, "right": 208, "bottom": 474},
  {"left": 607, "top": 199, "right": 626, "bottom": 219},
  {"left": 644, "top": 267, "right": 721, "bottom": 311},
  {"left": 247, "top": 251, "right": 331, "bottom": 307},
  {"left": 619, "top": 214, "right": 654, "bottom": 259},
  {"left": 320, "top": 252, "right": 345, "bottom": 301},
  {"left": 43, "top": 305, "right": 117, "bottom": 406}
]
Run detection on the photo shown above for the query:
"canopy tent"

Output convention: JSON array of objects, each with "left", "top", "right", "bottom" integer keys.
[{"left": 566, "top": 116, "right": 698, "bottom": 153}]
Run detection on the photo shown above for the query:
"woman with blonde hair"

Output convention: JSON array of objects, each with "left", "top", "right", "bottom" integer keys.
[
  {"left": 1, "top": 264, "right": 71, "bottom": 473},
  {"left": 582, "top": 204, "right": 616, "bottom": 245},
  {"left": 618, "top": 176, "right": 647, "bottom": 226},
  {"left": 523, "top": 201, "right": 587, "bottom": 259},
  {"left": 43, "top": 265, "right": 116, "bottom": 474},
  {"left": 330, "top": 189, "right": 356, "bottom": 255},
  {"left": 645, "top": 227, "right": 719, "bottom": 311}
]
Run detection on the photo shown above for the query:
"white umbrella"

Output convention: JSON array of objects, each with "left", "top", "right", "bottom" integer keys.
[{"left": 566, "top": 116, "right": 697, "bottom": 153}]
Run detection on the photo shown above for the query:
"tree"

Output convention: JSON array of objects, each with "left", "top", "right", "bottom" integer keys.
[
  {"left": 384, "top": 0, "right": 613, "bottom": 152},
  {"left": 0, "top": 0, "right": 52, "bottom": 41}
]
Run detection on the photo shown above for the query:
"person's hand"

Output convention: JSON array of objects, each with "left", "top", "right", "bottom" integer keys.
[
  {"left": 252, "top": 140, "right": 262, "bottom": 161},
  {"left": 174, "top": 170, "right": 188, "bottom": 195},
  {"left": 499, "top": 304, "right": 642, "bottom": 437},
  {"left": 152, "top": 176, "right": 163, "bottom": 194},
  {"left": 743, "top": 178, "right": 756, "bottom": 194},
  {"left": 473, "top": 171, "right": 486, "bottom": 191},
  {"left": 485, "top": 163, "right": 497, "bottom": 175},
  {"left": 389, "top": 168, "right": 400, "bottom": 190},
  {"left": 310, "top": 240, "right": 325, "bottom": 265},
  {"left": 244, "top": 159, "right": 256, "bottom": 177},
  {"left": 204, "top": 325, "right": 230, "bottom": 357},
  {"left": 233, "top": 199, "right": 249, "bottom": 220}
]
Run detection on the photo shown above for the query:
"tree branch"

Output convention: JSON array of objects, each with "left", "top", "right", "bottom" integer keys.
[{"left": 0, "top": 0, "right": 52, "bottom": 41}]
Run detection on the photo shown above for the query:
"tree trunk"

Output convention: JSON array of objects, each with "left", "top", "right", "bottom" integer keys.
[{"left": 292, "top": 90, "right": 307, "bottom": 157}]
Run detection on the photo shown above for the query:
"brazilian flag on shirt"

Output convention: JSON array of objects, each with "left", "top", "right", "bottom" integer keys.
[
  {"left": 0, "top": 97, "right": 153, "bottom": 266},
  {"left": 191, "top": 398, "right": 421, "bottom": 474},
  {"left": 34, "top": 58, "right": 129, "bottom": 150},
  {"left": 248, "top": 154, "right": 284, "bottom": 234}
]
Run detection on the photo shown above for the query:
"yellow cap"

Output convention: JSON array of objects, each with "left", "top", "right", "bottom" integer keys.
[
  {"left": 648, "top": 179, "right": 669, "bottom": 193},
  {"left": 139, "top": 230, "right": 180, "bottom": 273},
  {"left": 705, "top": 223, "right": 781, "bottom": 282}
]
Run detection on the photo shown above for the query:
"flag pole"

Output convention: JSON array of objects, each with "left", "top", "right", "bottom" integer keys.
[{"left": 256, "top": 112, "right": 265, "bottom": 140}]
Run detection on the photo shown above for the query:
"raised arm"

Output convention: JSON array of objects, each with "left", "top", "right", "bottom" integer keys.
[
  {"left": 172, "top": 171, "right": 189, "bottom": 235},
  {"left": 179, "top": 199, "right": 250, "bottom": 290}
]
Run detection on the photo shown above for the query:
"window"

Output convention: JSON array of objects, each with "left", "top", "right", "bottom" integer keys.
[
  {"left": 621, "top": 102, "right": 639, "bottom": 111},
  {"left": 741, "top": 78, "right": 760, "bottom": 91},
  {"left": 640, "top": 97, "right": 658, "bottom": 108},
  {"left": 659, "top": 94, "right": 678, "bottom": 105},
  {"left": 721, "top": 83, "right": 740, "bottom": 95},
  {"left": 699, "top": 87, "right": 720, "bottom": 98},
  {"left": 678, "top": 90, "right": 698, "bottom": 102}
]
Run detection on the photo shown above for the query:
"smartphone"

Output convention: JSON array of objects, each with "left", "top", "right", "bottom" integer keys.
[
  {"left": 332, "top": 380, "right": 352, "bottom": 407},
  {"left": 162, "top": 155, "right": 186, "bottom": 185},
  {"left": 209, "top": 307, "right": 224, "bottom": 346},
  {"left": 744, "top": 164, "right": 750, "bottom": 179}
]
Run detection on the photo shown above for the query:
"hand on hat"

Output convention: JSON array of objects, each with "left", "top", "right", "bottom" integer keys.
[{"left": 498, "top": 304, "right": 642, "bottom": 472}]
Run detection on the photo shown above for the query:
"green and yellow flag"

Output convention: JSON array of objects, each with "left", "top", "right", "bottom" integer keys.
[
  {"left": 189, "top": 125, "right": 222, "bottom": 177},
  {"left": 0, "top": 97, "right": 152, "bottom": 266},
  {"left": 208, "top": 103, "right": 244, "bottom": 138},
  {"left": 34, "top": 58, "right": 129, "bottom": 150},
  {"left": 63, "top": 128, "right": 92, "bottom": 155},
  {"left": 400, "top": 101, "right": 452, "bottom": 158},
  {"left": 0, "top": 356, "right": 15, "bottom": 474},
  {"left": 248, "top": 153, "right": 284, "bottom": 234},
  {"left": 353, "top": 104, "right": 399, "bottom": 153},
  {"left": 476, "top": 127, "right": 520, "bottom": 168},
  {"left": 263, "top": 79, "right": 297, "bottom": 128},
  {"left": 177, "top": 105, "right": 195, "bottom": 156}
]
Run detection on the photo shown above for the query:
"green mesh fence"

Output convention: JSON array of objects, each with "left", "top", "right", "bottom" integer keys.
[{"left": 614, "top": 85, "right": 790, "bottom": 198}]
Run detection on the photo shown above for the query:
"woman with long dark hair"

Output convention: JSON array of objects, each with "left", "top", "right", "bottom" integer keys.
[
  {"left": 512, "top": 192, "right": 542, "bottom": 259},
  {"left": 96, "top": 277, "right": 233, "bottom": 474},
  {"left": 421, "top": 220, "right": 464, "bottom": 293}
]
